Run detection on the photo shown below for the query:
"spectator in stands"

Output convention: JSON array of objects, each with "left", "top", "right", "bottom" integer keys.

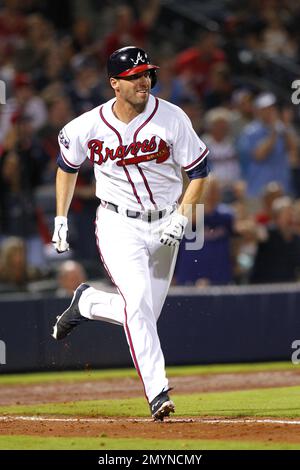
[
  {"left": 251, "top": 196, "right": 300, "bottom": 283},
  {"left": 0, "top": 41, "right": 15, "bottom": 100},
  {"left": 56, "top": 260, "right": 87, "bottom": 296},
  {"left": 0, "top": 149, "right": 46, "bottom": 271},
  {"left": 102, "top": 1, "right": 160, "bottom": 59},
  {"left": 203, "top": 107, "right": 240, "bottom": 187},
  {"left": 71, "top": 18, "right": 94, "bottom": 54},
  {"left": 175, "top": 30, "right": 226, "bottom": 98},
  {"left": 255, "top": 181, "right": 284, "bottom": 226},
  {"left": 231, "top": 89, "right": 254, "bottom": 140},
  {"left": 0, "top": 72, "right": 48, "bottom": 147},
  {"left": 14, "top": 73, "right": 48, "bottom": 130},
  {"left": 203, "top": 63, "right": 233, "bottom": 110},
  {"left": 0, "top": 237, "right": 38, "bottom": 292},
  {"left": 3, "top": 112, "right": 47, "bottom": 180},
  {"left": 38, "top": 95, "right": 74, "bottom": 184},
  {"left": 281, "top": 106, "right": 300, "bottom": 199},
  {"left": 230, "top": 180, "right": 260, "bottom": 284},
  {"left": 180, "top": 97, "right": 204, "bottom": 136},
  {"left": 25, "top": 13, "right": 55, "bottom": 65},
  {"left": 68, "top": 57, "right": 105, "bottom": 116},
  {"left": 35, "top": 44, "right": 72, "bottom": 92},
  {"left": 237, "top": 92, "right": 297, "bottom": 198},
  {"left": 293, "top": 199, "right": 300, "bottom": 237},
  {"left": 0, "top": 1, "right": 26, "bottom": 45},
  {"left": 230, "top": 179, "right": 249, "bottom": 220},
  {"left": 152, "top": 56, "right": 194, "bottom": 105},
  {"left": 175, "top": 177, "right": 235, "bottom": 286},
  {"left": 261, "top": 8, "right": 297, "bottom": 59}
]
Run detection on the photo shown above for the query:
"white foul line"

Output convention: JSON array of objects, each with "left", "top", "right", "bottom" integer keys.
[{"left": 1, "top": 416, "right": 300, "bottom": 425}]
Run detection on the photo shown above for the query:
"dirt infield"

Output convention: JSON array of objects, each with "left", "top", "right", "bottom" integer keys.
[
  {"left": 1, "top": 416, "right": 300, "bottom": 444},
  {"left": 1, "top": 369, "right": 300, "bottom": 445},
  {"left": 1, "top": 369, "right": 300, "bottom": 406}
]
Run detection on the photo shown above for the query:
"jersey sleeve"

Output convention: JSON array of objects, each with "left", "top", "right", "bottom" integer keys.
[
  {"left": 173, "top": 108, "right": 209, "bottom": 171},
  {"left": 57, "top": 120, "right": 86, "bottom": 172},
  {"left": 186, "top": 156, "right": 210, "bottom": 179}
]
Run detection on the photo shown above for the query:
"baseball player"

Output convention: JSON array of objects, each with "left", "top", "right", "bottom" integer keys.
[{"left": 52, "top": 46, "right": 209, "bottom": 421}]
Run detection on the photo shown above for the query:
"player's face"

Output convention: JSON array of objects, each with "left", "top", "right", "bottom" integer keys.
[{"left": 111, "top": 71, "right": 152, "bottom": 108}]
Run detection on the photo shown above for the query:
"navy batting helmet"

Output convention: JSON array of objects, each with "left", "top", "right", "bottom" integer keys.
[{"left": 107, "top": 46, "right": 159, "bottom": 88}]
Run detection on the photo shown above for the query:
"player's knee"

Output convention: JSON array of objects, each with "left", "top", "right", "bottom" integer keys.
[{"left": 125, "top": 294, "right": 153, "bottom": 319}]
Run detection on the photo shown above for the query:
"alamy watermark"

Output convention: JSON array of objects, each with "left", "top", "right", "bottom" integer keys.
[
  {"left": 183, "top": 203, "right": 205, "bottom": 251},
  {"left": 0, "top": 80, "right": 6, "bottom": 104},
  {"left": 291, "top": 80, "right": 300, "bottom": 105},
  {"left": 0, "top": 340, "right": 6, "bottom": 365},
  {"left": 291, "top": 340, "right": 300, "bottom": 365}
]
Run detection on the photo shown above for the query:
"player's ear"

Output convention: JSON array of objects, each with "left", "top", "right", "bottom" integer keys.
[{"left": 110, "top": 78, "right": 119, "bottom": 92}]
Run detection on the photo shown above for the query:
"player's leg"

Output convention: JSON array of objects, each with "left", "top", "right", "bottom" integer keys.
[
  {"left": 148, "top": 216, "right": 180, "bottom": 321},
  {"left": 95, "top": 206, "right": 170, "bottom": 404},
  {"left": 52, "top": 282, "right": 124, "bottom": 340},
  {"left": 144, "top": 218, "right": 179, "bottom": 419},
  {"left": 149, "top": 242, "right": 178, "bottom": 322},
  {"left": 78, "top": 286, "right": 124, "bottom": 325}
]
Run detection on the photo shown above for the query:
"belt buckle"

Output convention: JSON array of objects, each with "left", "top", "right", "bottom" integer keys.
[
  {"left": 146, "top": 210, "right": 159, "bottom": 223},
  {"left": 144, "top": 209, "right": 167, "bottom": 223},
  {"left": 140, "top": 207, "right": 171, "bottom": 223},
  {"left": 137, "top": 210, "right": 151, "bottom": 222},
  {"left": 139, "top": 211, "right": 149, "bottom": 222}
]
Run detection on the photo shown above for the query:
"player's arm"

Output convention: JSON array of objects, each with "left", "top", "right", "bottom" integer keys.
[
  {"left": 178, "top": 176, "right": 208, "bottom": 220},
  {"left": 56, "top": 167, "right": 78, "bottom": 217},
  {"left": 52, "top": 123, "right": 85, "bottom": 253},
  {"left": 52, "top": 168, "right": 79, "bottom": 253}
]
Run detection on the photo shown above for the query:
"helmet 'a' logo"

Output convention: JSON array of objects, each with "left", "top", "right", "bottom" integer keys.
[{"left": 130, "top": 51, "right": 147, "bottom": 67}]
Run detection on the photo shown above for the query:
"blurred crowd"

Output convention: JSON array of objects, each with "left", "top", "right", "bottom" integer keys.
[{"left": 1, "top": 0, "right": 300, "bottom": 293}]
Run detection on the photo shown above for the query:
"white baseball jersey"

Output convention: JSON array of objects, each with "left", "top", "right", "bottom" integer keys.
[{"left": 58, "top": 94, "right": 208, "bottom": 211}]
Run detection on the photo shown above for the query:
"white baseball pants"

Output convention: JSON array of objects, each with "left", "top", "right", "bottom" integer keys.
[{"left": 78, "top": 205, "right": 178, "bottom": 403}]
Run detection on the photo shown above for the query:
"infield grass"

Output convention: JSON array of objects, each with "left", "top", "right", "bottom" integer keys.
[
  {"left": 0, "top": 435, "right": 299, "bottom": 450},
  {"left": 0, "top": 386, "right": 299, "bottom": 418},
  {"left": 0, "top": 361, "right": 296, "bottom": 386}
]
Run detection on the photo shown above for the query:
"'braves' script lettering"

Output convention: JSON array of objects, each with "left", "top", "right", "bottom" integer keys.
[{"left": 87, "top": 136, "right": 170, "bottom": 166}]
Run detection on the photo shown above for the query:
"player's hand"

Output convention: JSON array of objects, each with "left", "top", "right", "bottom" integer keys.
[
  {"left": 159, "top": 212, "right": 188, "bottom": 247},
  {"left": 52, "top": 216, "right": 69, "bottom": 253}
]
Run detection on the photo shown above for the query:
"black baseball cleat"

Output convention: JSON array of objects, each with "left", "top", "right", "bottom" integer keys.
[
  {"left": 150, "top": 389, "right": 175, "bottom": 421},
  {"left": 52, "top": 283, "right": 90, "bottom": 340}
]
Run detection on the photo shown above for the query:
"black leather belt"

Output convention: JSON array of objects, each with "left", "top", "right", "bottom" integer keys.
[{"left": 100, "top": 200, "right": 175, "bottom": 222}]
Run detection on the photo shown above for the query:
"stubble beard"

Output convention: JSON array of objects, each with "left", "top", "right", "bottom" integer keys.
[{"left": 126, "top": 95, "right": 149, "bottom": 114}]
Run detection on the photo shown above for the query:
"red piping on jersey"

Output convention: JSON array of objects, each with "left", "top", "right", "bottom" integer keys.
[
  {"left": 61, "top": 151, "right": 81, "bottom": 169},
  {"left": 94, "top": 207, "right": 148, "bottom": 402},
  {"left": 184, "top": 147, "right": 209, "bottom": 171},
  {"left": 99, "top": 105, "right": 144, "bottom": 209},
  {"left": 123, "top": 165, "right": 145, "bottom": 210},
  {"left": 99, "top": 106, "right": 122, "bottom": 146},
  {"left": 133, "top": 97, "right": 159, "bottom": 143},
  {"left": 136, "top": 166, "right": 157, "bottom": 208},
  {"left": 133, "top": 97, "right": 159, "bottom": 208}
]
